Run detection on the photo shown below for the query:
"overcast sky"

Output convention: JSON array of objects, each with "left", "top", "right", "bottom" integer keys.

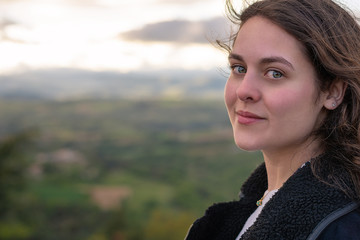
[{"left": 0, "top": 0, "right": 359, "bottom": 75}]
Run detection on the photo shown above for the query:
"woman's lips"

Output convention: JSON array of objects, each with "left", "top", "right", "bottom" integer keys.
[{"left": 236, "top": 110, "right": 265, "bottom": 125}]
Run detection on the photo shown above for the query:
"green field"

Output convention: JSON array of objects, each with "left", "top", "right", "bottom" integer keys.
[{"left": 0, "top": 99, "right": 263, "bottom": 240}]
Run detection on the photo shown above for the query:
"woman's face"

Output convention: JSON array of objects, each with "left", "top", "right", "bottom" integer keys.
[{"left": 225, "top": 16, "right": 327, "bottom": 154}]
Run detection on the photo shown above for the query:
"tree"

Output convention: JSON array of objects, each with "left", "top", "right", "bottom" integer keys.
[
  {"left": 144, "top": 209, "right": 195, "bottom": 240},
  {"left": 0, "top": 130, "right": 36, "bottom": 239}
]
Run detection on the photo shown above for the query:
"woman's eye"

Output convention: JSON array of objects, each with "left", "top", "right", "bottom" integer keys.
[
  {"left": 267, "top": 70, "right": 283, "bottom": 79},
  {"left": 232, "top": 65, "right": 247, "bottom": 74}
]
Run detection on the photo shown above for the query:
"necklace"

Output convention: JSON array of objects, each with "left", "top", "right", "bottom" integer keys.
[{"left": 256, "top": 190, "right": 269, "bottom": 206}]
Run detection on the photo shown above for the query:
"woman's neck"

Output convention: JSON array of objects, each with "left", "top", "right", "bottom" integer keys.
[{"left": 262, "top": 141, "right": 323, "bottom": 191}]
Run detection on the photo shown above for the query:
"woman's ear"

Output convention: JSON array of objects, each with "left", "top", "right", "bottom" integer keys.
[{"left": 323, "top": 79, "right": 347, "bottom": 110}]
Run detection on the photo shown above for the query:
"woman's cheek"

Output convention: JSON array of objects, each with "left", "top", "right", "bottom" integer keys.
[{"left": 224, "top": 81, "right": 237, "bottom": 106}]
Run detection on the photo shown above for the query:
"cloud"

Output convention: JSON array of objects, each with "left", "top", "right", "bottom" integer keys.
[
  {"left": 155, "top": 0, "right": 208, "bottom": 5},
  {"left": 62, "top": 0, "right": 107, "bottom": 7},
  {"left": 0, "top": 17, "right": 25, "bottom": 43},
  {"left": 0, "top": 17, "right": 16, "bottom": 30},
  {"left": 120, "top": 17, "right": 232, "bottom": 44},
  {"left": 0, "top": 17, "right": 32, "bottom": 44}
]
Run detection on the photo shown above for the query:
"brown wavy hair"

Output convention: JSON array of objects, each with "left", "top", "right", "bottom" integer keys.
[{"left": 219, "top": 0, "right": 360, "bottom": 200}]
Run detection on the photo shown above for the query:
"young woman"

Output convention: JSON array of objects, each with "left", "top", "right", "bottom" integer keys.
[{"left": 185, "top": 0, "right": 360, "bottom": 239}]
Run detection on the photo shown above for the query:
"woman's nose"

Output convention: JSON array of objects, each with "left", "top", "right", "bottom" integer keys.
[{"left": 235, "top": 72, "right": 261, "bottom": 102}]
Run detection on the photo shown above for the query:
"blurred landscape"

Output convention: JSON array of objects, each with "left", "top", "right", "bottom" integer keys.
[
  {"left": 0, "top": 0, "right": 263, "bottom": 237},
  {"left": 0, "top": 74, "right": 262, "bottom": 240},
  {"left": 0, "top": 68, "right": 226, "bottom": 100}
]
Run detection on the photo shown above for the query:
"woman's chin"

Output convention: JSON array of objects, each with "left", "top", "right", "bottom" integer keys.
[{"left": 234, "top": 141, "right": 261, "bottom": 152}]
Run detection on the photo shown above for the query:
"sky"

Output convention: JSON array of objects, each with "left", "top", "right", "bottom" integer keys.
[
  {"left": 0, "top": 0, "right": 359, "bottom": 75},
  {"left": 0, "top": 0, "right": 231, "bottom": 75}
]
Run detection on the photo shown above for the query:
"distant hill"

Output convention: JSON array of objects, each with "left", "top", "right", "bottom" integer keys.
[{"left": 0, "top": 68, "right": 228, "bottom": 100}]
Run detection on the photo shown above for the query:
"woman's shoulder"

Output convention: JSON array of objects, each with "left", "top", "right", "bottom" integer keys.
[{"left": 317, "top": 207, "right": 360, "bottom": 240}]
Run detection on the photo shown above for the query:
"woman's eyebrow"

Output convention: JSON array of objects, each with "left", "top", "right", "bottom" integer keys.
[
  {"left": 228, "top": 53, "right": 294, "bottom": 70},
  {"left": 228, "top": 53, "right": 244, "bottom": 61},
  {"left": 260, "top": 56, "right": 295, "bottom": 70}
]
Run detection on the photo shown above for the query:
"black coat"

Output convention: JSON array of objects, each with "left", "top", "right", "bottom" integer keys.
[{"left": 185, "top": 159, "right": 360, "bottom": 240}]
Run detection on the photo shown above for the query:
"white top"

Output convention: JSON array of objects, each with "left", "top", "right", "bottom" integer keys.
[{"left": 235, "top": 189, "right": 278, "bottom": 240}]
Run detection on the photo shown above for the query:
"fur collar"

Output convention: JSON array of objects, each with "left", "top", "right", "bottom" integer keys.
[{"left": 186, "top": 157, "right": 355, "bottom": 240}]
